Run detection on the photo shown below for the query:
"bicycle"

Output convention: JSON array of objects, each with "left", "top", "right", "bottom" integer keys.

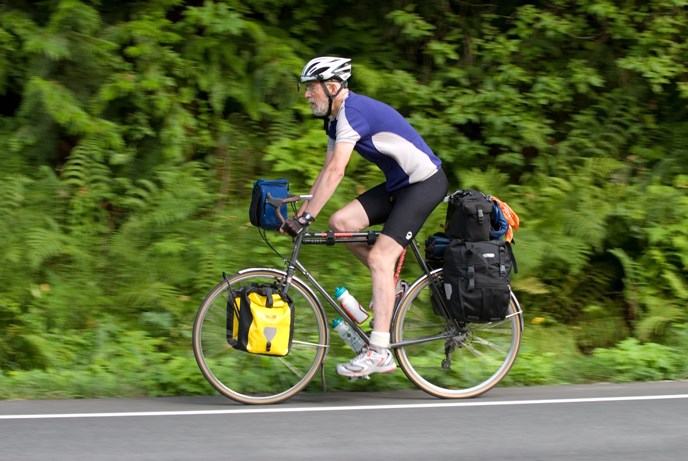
[{"left": 192, "top": 193, "right": 524, "bottom": 405}]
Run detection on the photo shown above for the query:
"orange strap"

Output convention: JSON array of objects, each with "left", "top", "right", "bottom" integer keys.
[{"left": 394, "top": 247, "right": 407, "bottom": 286}]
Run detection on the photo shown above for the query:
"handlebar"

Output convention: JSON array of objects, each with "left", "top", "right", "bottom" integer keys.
[{"left": 266, "top": 193, "right": 313, "bottom": 224}]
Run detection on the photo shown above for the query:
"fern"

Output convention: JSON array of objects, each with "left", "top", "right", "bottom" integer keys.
[
  {"left": 608, "top": 248, "right": 643, "bottom": 309},
  {"left": 25, "top": 226, "right": 73, "bottom": 269}
]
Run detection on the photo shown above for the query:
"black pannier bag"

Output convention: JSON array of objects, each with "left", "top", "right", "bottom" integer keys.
[
  {"left": 442, "top": 240, "right": 514, "bottom": 323},
  {"left": 445, "top": 189, "right": 494, "bottom": 241}
]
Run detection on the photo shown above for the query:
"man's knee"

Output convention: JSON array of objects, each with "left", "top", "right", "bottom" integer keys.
[
  {"left": 328, "top": 202, "right": 368, "bottom": 232},
  {"left": 328, "top": 211, "right": 348, "bottom": 232},
  {"left": 368, "top": 238, "right": 403, "bottom": 273},
  {"left": 368, "top": 253, "right": 393, "bottom": 276}
]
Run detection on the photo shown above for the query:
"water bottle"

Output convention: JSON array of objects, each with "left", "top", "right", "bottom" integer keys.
[
  {"left": 334, "top": 286, "right": 369, "bottom": 324},
  {"left": 331, "top": 318, "right": 365, "bottom": 353}
]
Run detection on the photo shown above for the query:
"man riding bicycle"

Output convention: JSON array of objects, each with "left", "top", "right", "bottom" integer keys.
[{"left": 280, "top": 56, "right": 448, "bottom": 378}]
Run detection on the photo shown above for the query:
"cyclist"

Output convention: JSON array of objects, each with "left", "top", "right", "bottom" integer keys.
[{"left": 280, "top": 56, "right": 448, "bottom": 378}]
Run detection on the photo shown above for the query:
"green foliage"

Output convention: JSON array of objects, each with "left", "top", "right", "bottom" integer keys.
[
  {"left": 586, "top": 338, "right": 686, "bottom": 382},
  {"left": 0, "top": 0, "right": 687, "bottom": 399}
]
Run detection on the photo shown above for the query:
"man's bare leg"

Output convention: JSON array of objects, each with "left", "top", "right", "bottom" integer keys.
[{"left": 328, "top": 199, "right": 372, "bottom": 267}]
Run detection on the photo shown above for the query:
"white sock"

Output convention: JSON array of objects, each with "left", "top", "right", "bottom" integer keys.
[{"left": 369, "top": 331, "right": 390, "bottom": 352}]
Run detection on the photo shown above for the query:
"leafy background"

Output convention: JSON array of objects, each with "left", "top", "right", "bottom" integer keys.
[{"left": 0, "top": 0, "right": 686, "bottom": 398}]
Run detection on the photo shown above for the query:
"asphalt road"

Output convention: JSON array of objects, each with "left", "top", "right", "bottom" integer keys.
[{"left": 1, "top": 381, "right": 687, "bottom": 461}]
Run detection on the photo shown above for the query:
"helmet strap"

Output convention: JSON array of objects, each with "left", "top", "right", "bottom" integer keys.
[{"left": 316, "top": 79, "right": 346, "bottom": 128}]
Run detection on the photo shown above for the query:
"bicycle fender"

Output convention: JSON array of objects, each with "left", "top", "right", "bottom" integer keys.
[
  {"left": 509, "top": 290, "right": 525, "bottom": 332},
  {"left": 236, "top": 267, "right": 327, "bottom": 318}
]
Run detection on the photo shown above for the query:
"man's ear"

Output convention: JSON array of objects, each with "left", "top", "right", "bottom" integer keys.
[{"left": 328, "top": 81, "right": 345, "bottom": 96}]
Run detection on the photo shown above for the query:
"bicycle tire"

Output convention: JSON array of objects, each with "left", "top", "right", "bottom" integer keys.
[
  {"left": 392, "top": 268, "right": 522, "bottom": 399},
  {"left": 192, "top": 268, "right": 328, "bottom": 404}
]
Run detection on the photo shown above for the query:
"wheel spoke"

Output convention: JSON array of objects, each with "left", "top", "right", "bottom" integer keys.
[
  {"left": 461, "top": 342, "right": 503, "bottom": 363},
  {"left": 469, "top": 335, "right": 510, "bottom": 354}
]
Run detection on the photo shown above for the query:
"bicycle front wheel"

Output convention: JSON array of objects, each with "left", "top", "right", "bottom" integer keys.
[
  {"left": 392, "top": 269, "right": 522, "bottom": 399},
  {"left": 192, "top": 268, "right": 328, "bottom": 404}
]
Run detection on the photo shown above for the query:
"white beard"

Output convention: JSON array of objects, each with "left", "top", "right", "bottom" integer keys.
[{"left": 310, "top": 98, "right": 330, "bottom": 117}]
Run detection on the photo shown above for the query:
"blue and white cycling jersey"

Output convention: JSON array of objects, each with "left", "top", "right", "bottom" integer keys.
[{"left": 326, "top": 92, "right": 441, "bottom": 192}]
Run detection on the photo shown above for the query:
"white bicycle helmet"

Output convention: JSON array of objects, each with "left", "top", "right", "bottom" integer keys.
[{"left": 300, "top": 56, "right": 352, "bottom": 83}]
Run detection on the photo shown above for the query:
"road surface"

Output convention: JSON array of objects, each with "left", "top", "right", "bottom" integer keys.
[{"left": 0, "top": 381, "right": 686, "bottom": 460}]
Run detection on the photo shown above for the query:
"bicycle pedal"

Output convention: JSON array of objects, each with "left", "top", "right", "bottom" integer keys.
[{"left": 348, "top": 375, "right": 371, "bottom": 382}]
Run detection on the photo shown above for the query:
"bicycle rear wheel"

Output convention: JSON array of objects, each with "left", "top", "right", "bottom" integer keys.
[
  {"left": 193, "top": 268, "right": 328, "bottom": 404},
  {"left": 392, "top": 269, "right": 522, "bottom": 399}
]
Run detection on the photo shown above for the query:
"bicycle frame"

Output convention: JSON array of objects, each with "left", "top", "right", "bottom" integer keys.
[{"left": 271, "top": 230, "right": 447, "bottom": 349}]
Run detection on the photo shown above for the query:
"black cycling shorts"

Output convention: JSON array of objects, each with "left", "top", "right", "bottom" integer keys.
[{"left": 357, "top": 169, "right": 449, "bottom": 247}]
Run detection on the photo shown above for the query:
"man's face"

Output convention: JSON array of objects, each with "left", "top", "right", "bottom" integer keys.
[{"left": 304, "top": 81, "right": 330, "bottom": 117}]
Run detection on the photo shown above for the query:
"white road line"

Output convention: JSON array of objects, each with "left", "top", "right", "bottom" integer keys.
[{"left": 0, "top": 394, "right": 687, "bottom": 420}]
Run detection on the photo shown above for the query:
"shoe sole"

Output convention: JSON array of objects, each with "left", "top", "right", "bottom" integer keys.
[{"left": 336, "top": 365, "right": 397, "bottom": 378}]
